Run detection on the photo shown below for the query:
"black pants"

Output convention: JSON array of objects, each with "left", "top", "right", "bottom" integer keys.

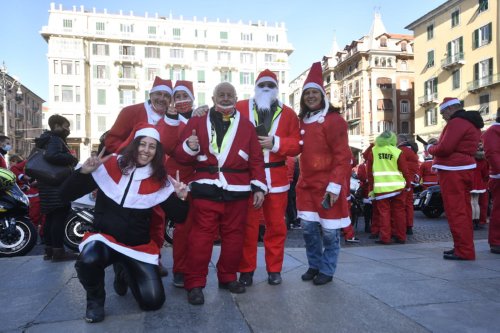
[
  {"left": 75, "top": 240, "right": 165, "bottom": 311},
  {"left": 43, "top": 205, "right": 71, "bottom": 248}
]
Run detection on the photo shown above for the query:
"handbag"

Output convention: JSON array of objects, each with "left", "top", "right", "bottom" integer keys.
[{"left": 25, "top": 147, "right": 73, "bottom": 186}]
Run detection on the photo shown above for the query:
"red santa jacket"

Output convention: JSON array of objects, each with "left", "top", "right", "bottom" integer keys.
[
  {"left": 166, "top": 113, "right": 195, "bottom": 183},
  {"left": 419, "top": 159, "right": 438, "bottom": 187},
  {"left": 105, "top": 102, "right": 178, "bottom": 155},
  {"left": 428, "top": 116, "right": 481, "bottom": 171},
  {"left": 472, "top": 157, "right": 489, "bottom": 193},
  {"left": 236, "top": 99, "right": 300, "bottom": 193},
  {"left": 399, "top": 145, "right": 419, "bottom": 185},
  {"left": 175, "top": 110, "right": 267, "bottom": 196},
  {"left": 0, "top": 154, "right": 7, "bottom": 169},
  {"left": 482, "top": 123, "right": 500, "bottom": 178}
]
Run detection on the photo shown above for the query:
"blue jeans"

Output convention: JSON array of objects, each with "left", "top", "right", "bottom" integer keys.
[{"left": 301, "top": 219, "right": 340, "bottom": 277}]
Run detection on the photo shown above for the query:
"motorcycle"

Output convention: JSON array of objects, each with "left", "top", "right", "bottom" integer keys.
[
  {"left": 0, "top": 183, "right": 38, "bottom": 257},
  {"left": 413, "top": 185, "right": 444, "bottom": 218}
]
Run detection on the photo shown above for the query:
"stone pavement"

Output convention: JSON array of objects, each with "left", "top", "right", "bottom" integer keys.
[{"left": 1, "top": 239, "right": 500, "bottom": 333}]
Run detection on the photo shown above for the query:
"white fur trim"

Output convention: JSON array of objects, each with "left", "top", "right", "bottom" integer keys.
[
  {"left": 173, "top": 86, "right": 195, "bottom": 101},
  {"left": 271, "top": 136, "right": 280, "bottom": 153},
  {"left": 297, "top": 211, "right": 351, "bottom": 229},
  {"left": 432, "top": 163, "right": 476, "bottom": 171},
  {"left": 238, "top": 149, "right": 249, "bottom": 161},
  {"left": 439, "top": 98, "right": 460, "bottom": 111},
  {"left": 150, "top": 85, "right": 172, "bottom": 95},
  {"left": 163, "top": 116, "right": 180, "bottom": 126},
  {"left": 326, "top": 182, "right": 341, "bottom": 195},
  {"left": 268, "top": 184, "right": 290, "bottom": 193},
  {"left": 490, "top": 174, "right": 500, "bottom": 179},
  {"left": 251, "top": 179, "right": 268, "bottom": 194},
  {"left": 134, "top": 128, "right": 160, "bottom": 141},
  {"left": 183, "top": 139, "right": 199, "bottom": 156}
]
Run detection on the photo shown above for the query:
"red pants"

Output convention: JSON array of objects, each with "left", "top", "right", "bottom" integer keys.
[
  {"left": 342, "top": 224, "right": 355, "bottom": 239},
  {"left": 405, "top": 187, "right": 414, "bottom": 228},
  {"left": 488, "top": 179, "right": 500, "bottom": 247},
  {"left": 371, "top": 200, "right": 380, "bottom": 236},
  {"left": 439, "top": 169, "right": 475, "bottom": 259},
  {"left": 172, "top": 207, "right": 193, "bottom": 274},
  {"left": 374, "top": 191, "right": 407, "bottom": 243},
  {"left": 479, "top": 191, "right": 489, "bottom": 225},
  {"left": 184, "top": 198, "right": 248, "bottom": 290},
  {"left": 239, "top": 192, "right": 288, "bottom": 273}
]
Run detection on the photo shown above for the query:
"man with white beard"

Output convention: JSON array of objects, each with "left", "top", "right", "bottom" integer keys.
[{"left": 236, "top": 70, "right": 301, "bottom": 286}]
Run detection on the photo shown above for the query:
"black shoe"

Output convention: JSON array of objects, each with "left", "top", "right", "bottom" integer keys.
[
  {"left": 173, "top": 272, "right": 184, "bottom": 288},
  {"left": 406, "top": 227, "right": 413, "bottom": 235},
  {"left": 218, "top": 280, "right": 246, "bottom": 294},
  {"left": 392, "top": 237, "right": 406, "bottom": 244},
  {"left": 85, "top": 299, "right": 105, "bottom": 323},
  {"left": 187, "top": 288, "right": 204, "bottom": 305},
  {"left": 345, "top": 237, "right": 360, "bottom": 244},
  {"left": 239, "top": 272, "right": 254, "bottom": 286},
  {"left": 301, "top": 268, "right": 319, "bottom": 281},
  {"left": 443, "top": 248, "right": 455, "bottom": 255},
  {"left": 491, "top": 246, "right": 500, "bottom": 254},
  {"left": 443, "top": 253, "right": 467, "bottom": 260},
  {"left": 313, "top": 273, "right": 333, "bottom": 285},
  {"left": 113, "top": 264, "right": 128, "bottom": 296},
  {"left": 268, "top": 272, "right": 282, "bottom": 285}
]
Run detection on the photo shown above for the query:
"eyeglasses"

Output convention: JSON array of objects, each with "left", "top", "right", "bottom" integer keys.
[{"left": 257, "top": 82, "right": 277, "bottom": 89}]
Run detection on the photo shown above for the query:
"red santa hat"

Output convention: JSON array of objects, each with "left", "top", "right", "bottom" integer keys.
[
  {"left": 439, "top": 97, "right": 460, "bottom": 112},
  {"left": 150, "top": 76, "right": 173, "bottom": 95},
  {"left": 173, "top": 80, "right": 195, "bottom": 101},
  {"left": 255, "top": 69, "right": 278, "bottom": 87},
  {"left": 116, "top": 122, "right": 161, "bottom": 153},
  {"left": 302, "top": 62, "right": 328, "bottom": 113}
]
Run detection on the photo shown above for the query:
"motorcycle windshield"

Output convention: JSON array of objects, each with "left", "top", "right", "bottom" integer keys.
[{"left": 6, "top": 184, "right": 29, "bottom": 207}]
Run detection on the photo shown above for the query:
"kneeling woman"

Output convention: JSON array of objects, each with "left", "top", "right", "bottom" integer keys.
[{"left": 60, "top": 124, "right": 188, "bottom": 323}]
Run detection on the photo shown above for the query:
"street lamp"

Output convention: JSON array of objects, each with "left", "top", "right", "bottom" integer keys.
[{"left": 0, "top": 61, "right": 22, "bottom": 140}]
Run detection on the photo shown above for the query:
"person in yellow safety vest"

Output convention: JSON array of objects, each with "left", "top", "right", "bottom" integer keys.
[{"left": 366, "top": 130, "right": 411, "bottom": 244}]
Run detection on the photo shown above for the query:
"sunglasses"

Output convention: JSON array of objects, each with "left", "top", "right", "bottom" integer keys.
[{"left": 257, "top": 82, "right": 277, "bottom": 89}]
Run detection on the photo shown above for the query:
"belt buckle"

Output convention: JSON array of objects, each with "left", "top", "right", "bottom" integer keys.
[{"left": 208, "top": 165, "right": 219, "bottom": 174}]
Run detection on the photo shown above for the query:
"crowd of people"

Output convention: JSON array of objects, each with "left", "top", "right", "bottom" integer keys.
[{"left": 1, "top": 62, "right": 498, "bottom": 323}]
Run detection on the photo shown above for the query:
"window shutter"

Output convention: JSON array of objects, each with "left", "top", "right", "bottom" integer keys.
[
  {"left": 181, "top": 68, "right": 185, "bottom": 80},
  {"left": 488, "top": 58, "right": 493, "bottom": 76},
  {"left": 473, "top": 29, "right": 479, "bottom": 49},
  {"left": 433, "top": 78, "right": 438, "bottom": 93},
  {"left": 169, "top": 68, "right": 173, "bottom": 80},
  {"left": 459, "top": 37, "right": 463, "bottom": 53},
  {"left": 93, "top": 65, "right": 97, "bottom": 78},
  {"left": 474, "top": 63, "right": 479, "bottom": 80},
  {"left": 229, "top": 71, "right": 232, "bottom": 82},
  {"left": 105, "top": 45, "right": 109, "bottom": 55},
  {"left": 240, "top": 73, "right": 243, "bottom": 84},
  {"left": 251, "top": 73, "right": 255, "bottom": 83},
  {"left": 447, "top": 42, "right": 451, "bottom": 56},
  {"left": 487, "top": 23, "right": 492, "bottom": 42}
]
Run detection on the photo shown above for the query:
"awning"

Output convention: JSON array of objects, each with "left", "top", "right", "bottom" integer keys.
[{"left": 377, "top": 77, "right": 392, "bottom": 85}]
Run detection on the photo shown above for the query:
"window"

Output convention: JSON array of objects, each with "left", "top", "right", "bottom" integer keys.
[
  {"left": 146, "top": 68, "right": 159, "bottom": 81},
  {"left": 400, "top": 79, "right": 409, "bottom": 91},
  {"left": 479, "top": 0, "right": 488, "bottom": 12},
  {"left": 96, "top": 22, "right": 105, "bottom": 33},
  {"left": 425, "top": 108, "right": 438, "bottom": 126},
  {"left": 400, "top": 42, "right": 407, "bottom": 52},
  {"left": 148, "top": 26, "right": 157, "bottom": 35},
  {"left": 197, "top": 93, "right": 205, "bottom": 105},
  {"left": 92, "top": 44, "right": 109, "bottom": 56},
  {"left": 379, "top": 37, "right": 387, "bottom": 47},
  {"left": 220, "top": 70, "right": 232, "bottom": 82},
  {"left": 195, "top": 29, "right": 207, "bottom": 38},
  {"left": 452, "top": 69, "right": 460, "bottom": 89},
  {"left": 424, "top": 77, "right": 438, "bottom": 97},
  {"left": 427, "top": 24, "right": 434, "bottom": 40},
  {"left": 93, "top": 65, "right": 108, "bottom": 79},
  {"left": 377, "top": 121, "right": 393, "bottom": 132},
  {"left": 264, "top": 53, "right": 276, "bottom": 62},
  {"left": 170, "top": 49, "right": 184, "bottom": 58},
  {"left": 75, "top": 86, "right": 80, "bottom": 103},
  {"left": 173, "top": 28, "right": 181, "bottom": 39},
  {"left": 120, "top": 24, "right": 134, "bottom": 33},
  {"left": 217, "top": 51, "right": 230, "bottom": 62},
  {"left": 400, "top": 100, "right": 410, "bottom": 113},
  {"left": 427, "top": 50, "right": 434, "bottom": 68},
  {"left": 194, "top": 50, "right": 208, "bottom": 62},
  {"left": 63, "top": 19, "right": 72, "bottom": 29},
  {"left": 401, "top": 121, "right": 410, "bottom": 134},
  {"left": 377, "top": 99, "right": 393, "bottom": 110},
  {"left": 61, "top": 61, "right": 73, "bottom": 75},
  {"left": 75, "top": 61, "right": 80, "bottom": 75},
  {"left": 97, "top": 89, "right": 106, "bottom": 105},
  {"left": 169, "top": 68, "right": 185, "bottom": 81},
  {"left": 197, "top": 70, "right": 205, "bottom": 83},
  {"left": 240, "top": 72, "right": 254, "bottom": 85},
  {"left": 54, "top": 85, "right": 60, "bottom": 102},
  {"left": 53, "top": 60, "right": 60, "bottom": 74},
  {"left": 119, "top": 89, "right": 135, "bottom": 105},
  {"left": 119, "top": 45, "right": 135, "bottom": 56},
  {"left": 220, "top": 31, "right": 228, "bottom": 41},
  {"left": 145, "top": 47, "right": 160, "bottom": 58},
  {"left": 97, "top": 116, "right": 106, "bottom": 132},
  {"left": 479, "top": 94, "right": 489, "bottom": 114},
  {"left": 76, "top": 114, "right": 81, "bottom": 131},
  {"left": 267, "top": 34, "right": 278, "bottom": 43},
  {"left": 121, "top": 65, "right": 134, "bottom": 79},
  {"left": 61, "top": 85, "right": 73, "bottom": 102},
  {"left": 451, "top": 9, "right": 460, "bottom": 27},
  {"left": 241, "top": 33, "right": 252, "bottom": 41},
  {"left": 473, "top": 58, "right": 493, "bottom": 84},
  {"left": 473, "top": 23, "right": 492, "bottom": 48},
  {"left": 447, "top": 37, "right": 464, "bottom": 62},
  {"left": 240, "top": 53, "right": 253, "bottom": 64}
]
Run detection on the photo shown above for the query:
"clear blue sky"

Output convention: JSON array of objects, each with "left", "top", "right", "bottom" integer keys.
[{"left": 1, "top": 0, "right": 442, "bottom": 102}]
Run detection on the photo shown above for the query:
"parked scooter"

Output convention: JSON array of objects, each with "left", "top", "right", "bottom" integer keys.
[
  {"left": 413, "top": 185, "right": 444, "bottom": 218},
  {"left": 0, "top": 172, "right": 38, "bottom": 257}
]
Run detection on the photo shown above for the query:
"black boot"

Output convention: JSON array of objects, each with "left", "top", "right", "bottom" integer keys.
[
  {"left": 113, "top": 263, "right": 128, "bottom": 296},
  {"left": 43, "top": 246, "right": 53, "bottom": 261},
  {"left": 473, "top": 219, "right": 481, "bottom": 230},
  {"left": 85, "top": 284, "right": 105, "bottom": 323}
]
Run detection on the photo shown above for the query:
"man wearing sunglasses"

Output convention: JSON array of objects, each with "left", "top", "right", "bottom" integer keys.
[{"left": 236, "top": 70, "right": 301, "bottom": 286}]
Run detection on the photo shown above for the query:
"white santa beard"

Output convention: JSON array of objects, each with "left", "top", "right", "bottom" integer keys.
[{"left": 254, "top": 87, "right": 278, "bottom": 112}]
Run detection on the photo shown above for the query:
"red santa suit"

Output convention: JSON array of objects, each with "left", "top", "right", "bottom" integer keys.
[
  {"left": 399, "top": 145, "right": 419, "bottom": 230},
  {"left": 419, "top": 158, "right": 438, "bottom": 189},
  {"left": 296, "top": 110, "right": 352, "bottom": 229},
  {"left": 0, "top": 153, "right": 7, "bottom": 169},
  {"left": 428, "top": 106, "right": 482, "bottom": 260},
  {"left": 174, "top": 109, "right": 267, "bottom": 290},
  {"left": 236, "top": 98, "right": 300, "bottom": 274},
  {"left": 482, "top": 122, "right": 500, "bottom": 251}
]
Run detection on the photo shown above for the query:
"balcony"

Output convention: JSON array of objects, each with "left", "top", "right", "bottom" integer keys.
[
  {"left": 467, "top": 74, "right": 500, "bottom": 93},
  {"left": 115, "top": 55, "right": 141, "bottom": 65},
  {"left": 14, "top": 130, "right": 23, "bottom": 138},
  {"left": 418, "top": 93, "right": 439, "bottom": 106},
  {"left": 118, "top": 78, "right": 138, "bottom": 88},
  {"left": 441, "top": 52, "right": 465, "bottom": 70}
]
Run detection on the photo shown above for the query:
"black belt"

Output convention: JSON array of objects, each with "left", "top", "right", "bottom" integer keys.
[
  {"left": 264, "top": 161, "right": 286, "bottom": 168},
  {"left": 196, "top": 166, "right": 248, "bottom": 174}
]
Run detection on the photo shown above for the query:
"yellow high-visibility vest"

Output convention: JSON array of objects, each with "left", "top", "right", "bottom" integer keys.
[{"left": 372, "top": 145, "right": 405, "bottom": 194}]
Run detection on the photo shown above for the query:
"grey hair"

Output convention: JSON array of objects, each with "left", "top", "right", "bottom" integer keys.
[{"left": 212, "top": 82, "right": 237, "bottom": 98}]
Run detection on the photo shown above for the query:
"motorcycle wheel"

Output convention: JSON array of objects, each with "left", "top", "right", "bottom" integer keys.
[
  {"left": 164, "top": 219, "right": 174, "bottom": 245},
  {"left": 422, "top": 206, "right": 444, "bottom": 218},
  {"left": 64, "top": 215, "right": 86, "bottom": 252},
  {"left": 0, "top": 217, "right": 38, "bottom": 257}
]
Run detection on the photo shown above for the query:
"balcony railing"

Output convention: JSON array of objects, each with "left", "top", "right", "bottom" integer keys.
[
  {"left": 118, "top": 78, "right": 138, "bottom": 88},
  {"left": 418, "top": 93, "right": 439, "bottom": 106},
  {"left": 441, "top": 52, "right": 465, "bottom": 69},
  {"left": 467, "top": 74, "right": 500, "bottom": 92}
]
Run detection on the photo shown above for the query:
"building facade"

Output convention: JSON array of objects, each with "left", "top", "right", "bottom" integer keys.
[
  {"left": 41, "top": 3, "right": 293, "bottom": 158},
  {"left": 406, "top": 0, "right": 499, "bottom": 142},
  {"left": 0, "top": 72, "right": 44, "bottom": 158}
]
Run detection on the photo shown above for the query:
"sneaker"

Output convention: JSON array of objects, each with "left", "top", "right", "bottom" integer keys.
[
  {"left": 268, "top": 272, "right": 282, "bottom": 285},
  {"left": 218, "top": 280, "right": 246, "bottom": 294},
  {"left": 406, "top": 227, "right": 413, "bottom": 235},
  {"left": 313, "top": 273, "right": 333, "bottom": 285},
  {"left": 301, "top": 268, "right": 319, "bottom": 281},
  {"left": 239, "top": 272, "right": 254, "bottom": 286},
  {"left": 187, "top": 288, "right": 204, "bottom": 305},
  {"left": 173, "top": 273, "right": 184, "bottom": 288},
  {"left": 345, "top": 237, "right": 360, "bottom": 244}
]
